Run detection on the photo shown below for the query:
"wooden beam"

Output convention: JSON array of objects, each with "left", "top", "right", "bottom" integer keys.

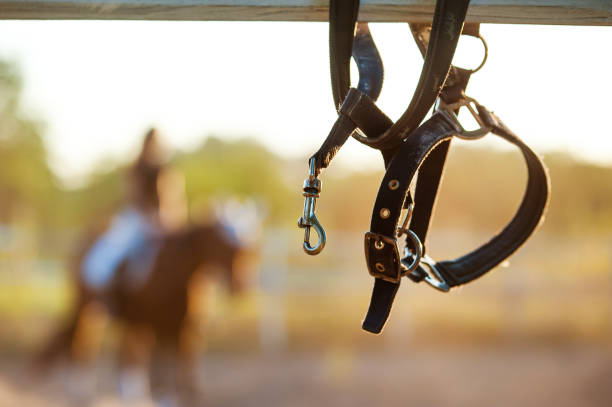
[{"left": 0, "top": 1, "right": 610, "bottom": 26}]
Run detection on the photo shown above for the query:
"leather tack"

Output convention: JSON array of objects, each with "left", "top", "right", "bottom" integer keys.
[
  {"left": 364, "top": 232, "right": 402, "bottom": 283},
  {"left": 363, "top": 109, "right": 550, "bottom": 333}
]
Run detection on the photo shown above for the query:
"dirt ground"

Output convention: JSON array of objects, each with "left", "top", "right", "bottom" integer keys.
[{"left": 1, "top": 346, "right": 612, "bottom": 406}]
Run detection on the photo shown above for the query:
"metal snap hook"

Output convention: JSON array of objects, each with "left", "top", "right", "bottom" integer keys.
[
  {"left": 297, "top": 158, "right": 327, "bottom": 255},
  {"left": 299, "top": 211, "right": 326, "bottom": 255}
]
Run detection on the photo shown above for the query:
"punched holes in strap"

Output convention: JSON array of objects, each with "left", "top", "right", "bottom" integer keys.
[{"left": 362, "top": 114, "right": 458, "bottom": 334}]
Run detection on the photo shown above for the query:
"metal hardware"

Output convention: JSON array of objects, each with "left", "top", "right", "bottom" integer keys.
[
  {"left": 297, "top": 158, "right": 326, "bottom": 255},
  {"left": 470, "top": 33, "right": 488, "bottom": 74},
  {"left": 458, "top": 33, "right": 488, "bottom": 74},
  {"left": 379, "top": 208, "right": 390, "bottom": 219},
  {"left": 396, "top": 203, "right": 414, "bottom": 238},
  {"left": 388, "top": 179, "right": 400, "bottom": 190},
  {"left": 364, "top": 232, "right": 402, "bottom": 283},
  {"left": 417, "top": 255, "right": 450, "bottom": 292},
  {"left": 397, "top": 203, "right": 422, "bottom": 274},
  {"left": 436, "top": 93, "right": 491, "bottom": 140},
  {"left": 399, "top": 230, "right": 423, "bottom": 274}
]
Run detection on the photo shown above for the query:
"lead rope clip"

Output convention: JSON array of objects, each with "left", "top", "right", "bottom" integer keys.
[{"left": 297, "top": 158, "right": 326, "bottom": 255}]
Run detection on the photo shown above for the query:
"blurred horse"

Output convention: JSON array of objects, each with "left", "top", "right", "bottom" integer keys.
[{"left": 35, "top": 219, "right": 257, "bottom": 404}]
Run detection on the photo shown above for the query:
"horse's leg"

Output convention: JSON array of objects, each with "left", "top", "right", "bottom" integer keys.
[
  {"left": 150, "top": 329, "right": 188, "bottom": 407},
  {"left": 177, "top": 316, "right": 202, "bottom": 404},
  {"left": 63, "top": 300, "right": 109, "bottom": 401},
  {"left": 150, "top": 334, "right": 179, "bottom": 407},
  {"left": 117, "top": 322, "right": 154, "bottom": 401}
]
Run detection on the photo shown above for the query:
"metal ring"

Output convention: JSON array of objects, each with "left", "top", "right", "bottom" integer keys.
[
  {"left": 470, "top": 34, "right": 488, "bottom": 74},
  {"left": 400, "top": 229, "right": 423, "bottom": 274},
  {"left": 388, "top": 179, "right": 400, "bottom": 190}
]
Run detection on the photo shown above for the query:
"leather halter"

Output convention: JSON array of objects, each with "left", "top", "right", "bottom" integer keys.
[
  {"left": 362, "top": 104, "right": 550, "bottom": 333},
  {"left": 299, "top": 0, "right": 550, "bottom": 334}
]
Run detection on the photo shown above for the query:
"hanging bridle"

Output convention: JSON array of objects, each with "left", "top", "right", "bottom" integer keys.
[{"left": 298, "top": 0, "right": 550, "bottom": 334}]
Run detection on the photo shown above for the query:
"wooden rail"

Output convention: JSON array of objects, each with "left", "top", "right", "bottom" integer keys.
[{"left": 0, "top": 1, "right": 610, "bottom": 25}]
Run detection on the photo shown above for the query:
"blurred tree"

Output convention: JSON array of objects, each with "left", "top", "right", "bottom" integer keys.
[
  {"left": 2, "top": 54, "right": 611, "bottom": 240},
  {"left": 174, "top": 136, "right": 292, "bottom": 224},
  {"left": 543, "top": 152, "right": 612, "bottom": 234},
  {"left": 0, "top": 60, "right": 57, "bottom": 226}
]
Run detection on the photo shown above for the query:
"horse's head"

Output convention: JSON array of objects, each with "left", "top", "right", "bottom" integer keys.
[{"left": 188, "top": 221, "right": 259, "bottom": 295}]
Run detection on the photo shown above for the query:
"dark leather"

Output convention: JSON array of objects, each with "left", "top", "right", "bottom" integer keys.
[
  {"left": 353, "top": 22, "right": 384, "bottom": 101},
  {"left": 362, "top": 278, "right": 400, "bottom": 334},
  {"left": 434, "top": 107, "right": 550, "bottom": 286},
  {"left": 313, "top": 2, "right": 387, "bottom": 174},
  {"left": 308, "top": 0, "right": 550, "bottom": 337},
  {"left": 362, "top": 108, "right": 550, "bottom": 333},
  {"left": 329, "top": 0, "right": 360, "bottom": 111},
  {"left": 351, "top": 0, "right": 471, "bottom": 151},
  {"left": 364, "top": 232, "right": 402, "bottom": 283},
  {"left": 314, "top": 0, "right": 471, "bottom": 172},
  {"left": 311, "top": 88, "right": 394, "bottom": 173}
]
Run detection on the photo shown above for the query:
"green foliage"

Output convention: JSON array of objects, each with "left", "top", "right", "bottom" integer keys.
[
  {"left": 544, "top": 153, "right": 612, "bottom": 234},
  {"left": 174, "top": 136, "right": 292, "bottom": 223},
  {"left": 0, "top": 60, "right": 57, "bottom": 225},
  {"left": 2, "top": 57, "right": 612, "bottom": 238}
]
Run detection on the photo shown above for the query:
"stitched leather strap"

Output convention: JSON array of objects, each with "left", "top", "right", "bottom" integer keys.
[
  {"left": 362, "top": 108, "right": 550, "bottom": 333},
  {"left": 329, "top": 0, "right": 360, "bottom": 111},
  {"left": 312, "top": 1, "right": 388, "bottom": 173},
  {"left": 407, "top": 24, "right": 480, "bottom": 249},
  {"left": 351, "top": 0, "right": 471, "bottom": 151},
  {"left": 353, "top": 22, "right": 384, "bottom": 102},
  {"left": 313, "top": 0, "right": 471, "bottom": 172}
]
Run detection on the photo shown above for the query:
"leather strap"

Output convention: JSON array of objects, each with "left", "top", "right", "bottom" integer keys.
[
  {"left": 313, "top": 0, "right": 472, "bottom": 173},
  {"left": 329, "top": 0, "right": 360, "bottom": 111},
  {"left": 407, "top": 24, "right": 481, "bottom": 251},
  {"left": 351, "top": 0, "right": 471, "bottom": 151},
  {"left": 362, "top": 108, "right": 550, "bottom": 333},
  {"left": 353, "top": 22, "right": 384, "bottom": 102},
  {"left": 312, "top": 2, "right": 388, "bottom": 173}
]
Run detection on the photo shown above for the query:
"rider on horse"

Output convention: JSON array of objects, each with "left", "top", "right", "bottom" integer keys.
[{"left": 82, "top": 128, "right": 187, "bottom": 292}]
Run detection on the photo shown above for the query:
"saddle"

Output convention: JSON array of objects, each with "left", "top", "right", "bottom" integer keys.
[{"left": 297, "top": 0, "right": 550, "bottom": 334}]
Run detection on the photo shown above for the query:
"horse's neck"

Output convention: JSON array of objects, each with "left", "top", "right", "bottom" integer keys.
[
  {"left": 144, "top": 234, "right": 199, "bottom": 294},
  {"left": 191, "top": 226, "right": 235, "bottom": 270}
]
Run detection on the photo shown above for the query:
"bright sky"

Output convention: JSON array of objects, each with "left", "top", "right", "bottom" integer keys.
[{"left": 0, "top": 21, "right": 610, "bottom": 185}]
